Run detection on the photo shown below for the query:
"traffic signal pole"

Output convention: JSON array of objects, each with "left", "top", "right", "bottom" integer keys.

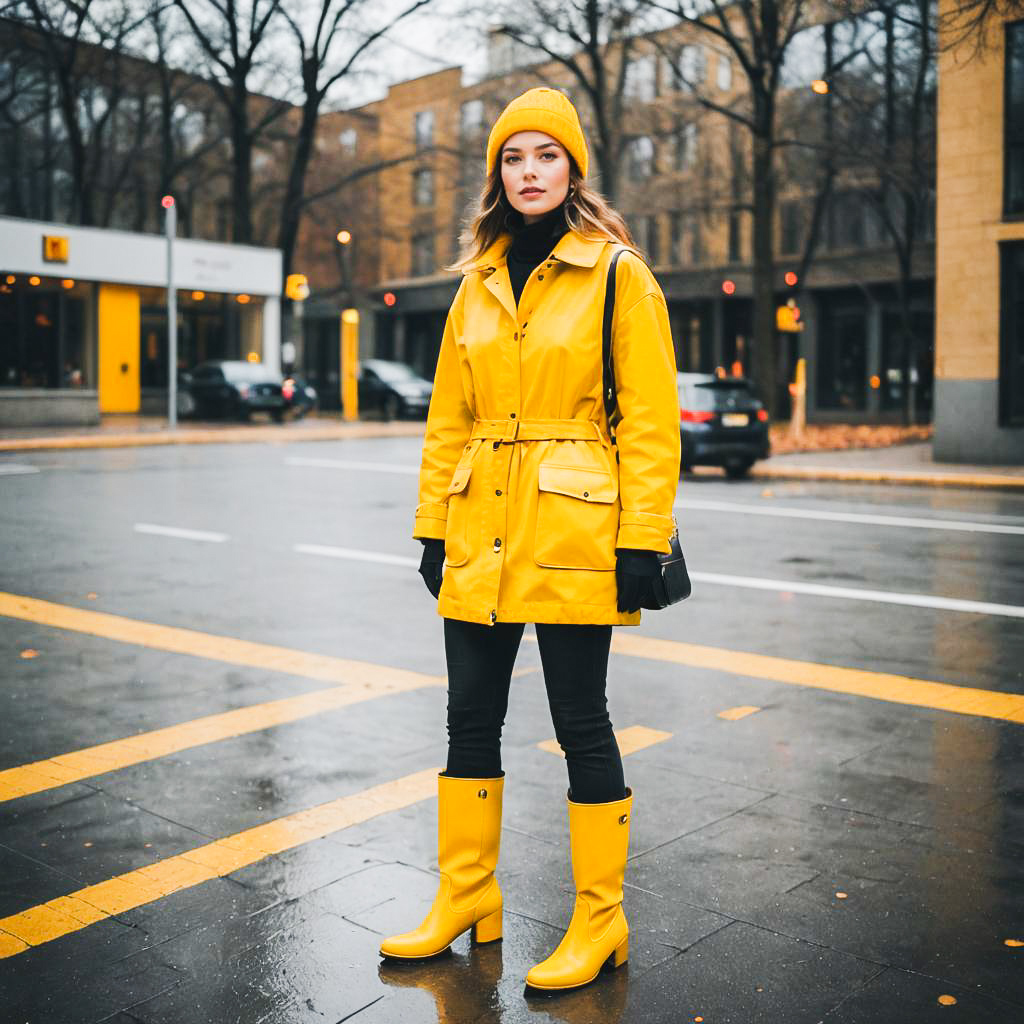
[{"left": 163, "top": 196, "right": 177, "bottom": 429}]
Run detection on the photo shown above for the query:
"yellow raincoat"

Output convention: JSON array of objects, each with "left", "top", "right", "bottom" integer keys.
[{"left": 413, "top": 229, "right": 681, "bottom": 626}]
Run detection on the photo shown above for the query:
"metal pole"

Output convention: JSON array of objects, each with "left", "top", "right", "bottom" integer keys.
[{"left": 164, "top": 196, "right": 177, "bottom": 428}]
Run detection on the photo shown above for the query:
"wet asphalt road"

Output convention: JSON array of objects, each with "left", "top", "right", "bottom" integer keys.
[{"left": 1, "top": 437, "right": 1023, "bottom": 1024}]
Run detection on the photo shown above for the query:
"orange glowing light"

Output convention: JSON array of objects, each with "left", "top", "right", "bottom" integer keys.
[
  {"left": 161, "top": 195, "right": 175, "bottom": 209},
  {"left": 61, "top": 278, "right": 75, "bottom": 289},
  {"left": 869, "top": 375, "right": 881, "bottom": 389},
  {"left": 246, "top": 352, "right": 260, "bottom": 363},
  {"left": 5, "top": 274, "right": 15, "bottom": 285},
  {"left": 811, "top": 79, "right": 829, "bottom": 95},
  {"left": 784, "top": 271, "right": 798, "bottom": 286},
  {"left": 191, "top": 290, "right": 205, "bottom": 301},
  {"left": 336, "top": 229, "right": 352, "bottom": 244},
  {"left": 28, "top": 275, "right": 41, "bottom": 286},
  {"left": 383, "top": 291, "right": 397, "bottom": 307},
  {"left": 236, "top": 293, "right": 251, "bottom": 304},
  {"left": 721, "top": 279, "right": 736, "bottom": 295}
]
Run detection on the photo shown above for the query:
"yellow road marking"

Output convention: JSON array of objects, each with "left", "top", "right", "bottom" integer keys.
[
  {"left": 717, "top": 705, "right": 762, "bottom": 721},
  {"left": 0, "top": 591, "right": 440, "bottom": 688},
  {"left": 0, "top": 718, "right": 668, "bottom": 958},
  {"left": 0, "top": 768, "right": 440, "bottom": 957},
  {"left": 538, "top": 725, "right": 672, "bottom": 758},
  {"left": 0, "top": 677, "right": 441, "bottom": 802},
  {"left": 608, "top": 633, "right": 1024, "bottom": 725}
]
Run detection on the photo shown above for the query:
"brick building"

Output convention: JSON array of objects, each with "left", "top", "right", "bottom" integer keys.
[{"left": 934, "top": 3, "right": 1024, "bottom": 463}]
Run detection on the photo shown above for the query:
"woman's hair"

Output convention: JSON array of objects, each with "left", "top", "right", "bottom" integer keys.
[{"left": 447, "top": 152, "right": 635, "bottom": 271}]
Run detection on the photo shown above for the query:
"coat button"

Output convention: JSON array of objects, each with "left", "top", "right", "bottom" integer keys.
[
  {"left": 537, "top": 274, "right": 544, "bottom": 280},
  {"left": 510, "top": 412, "right": 516, "bottom": 418},
  {"left": 495, "top": 489, "right": 502, "bottom": 496},
  {"left": 618, "top": 814, "right": 628, "bottom": 825},
  {"left": 493, "top": 441, "right": 500, "bottom": 450},
  {"left": 493, "top": 538, "right": 501, "bottom": 550},
  {"left": 478, "top": 788, "right": 488, "bottom": 799},
  {"left": 583, "top": 491, "right": 589, "bottom": 498},
  {"left": 514, "top": 332, "right": 518, "bottom": 340}
]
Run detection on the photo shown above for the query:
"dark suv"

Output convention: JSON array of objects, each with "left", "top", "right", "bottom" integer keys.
[{"left": 678, "top": 372, "right": 771, "bottom": 478}]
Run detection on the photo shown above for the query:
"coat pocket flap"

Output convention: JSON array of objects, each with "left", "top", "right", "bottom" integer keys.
[
  {"left": 446, "top": 464, "right": 473, "bottom": 495},
  {"left": 537, "top": 463, "right": 618, "bottom": 503}
]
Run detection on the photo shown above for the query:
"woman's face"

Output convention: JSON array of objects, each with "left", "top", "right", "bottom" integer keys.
[{"left": 500, "top": 131, "right": 570, "bottom": 224}]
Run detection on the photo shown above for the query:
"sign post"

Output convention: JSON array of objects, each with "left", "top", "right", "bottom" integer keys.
[{"left": 163, "top": 195, "right": 177, "bottom": 428}]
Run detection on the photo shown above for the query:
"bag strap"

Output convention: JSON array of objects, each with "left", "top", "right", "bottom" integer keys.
[{"left": 602, "top": 247, "right": 627, "bottom": 445}]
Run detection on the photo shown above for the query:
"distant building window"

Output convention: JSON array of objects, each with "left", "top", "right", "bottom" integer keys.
[
  {"left": 828, "top": 192, "right": 867, "bottom": 250},
  {"left": 716, "top": 53, "right": 732, "bottom": 91},
  {"left": 670, "top": 212, "right": 702, "bottom": 266},
  {"left": 461, "top": 99, "right": 485, "bottom": 140},
  {"left": 627, "top": 135, "right": 655, "bottom": 180},
  {"left": 780, "top": 200, "right": 804, "bottom": 255},
  {"left": 670, "top": 212, "right": 683, "bottom": 264},
  {"left": 1001, "top": 241, "right": 1024, "bottom": 425},
  {"left": 676, "top": 44, "right": 706, "bottom": 90},
  {"left": 412, "top": 233, "right": 435, "bottom": 276},
  {"left": 676, "top": 122, "right": 698, "bottom": 171},
  {"left": 413, "top": 168, "right": 434, "bottom": 207},
  {"left": 338, "top": 128, "right": 357, "bottom": 156},
  {"left": 1006, "top": 20, "right": 1024, "bottom": 215},
  {"left": 414, "top": 109, "right": 434, "bottom": 150},
  {"left": 624, "top": 55, "right": 658, "bottom": 102},
  {"left": 728, "top": 208, "right": 743, "bottom": 262},
  {"left": 646, "top": 215, "right": 661, "bottom": 264}
]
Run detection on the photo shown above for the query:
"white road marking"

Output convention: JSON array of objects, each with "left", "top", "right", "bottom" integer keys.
[
  {"left": 294, "top": 543, "right": 419, "bottom": 567},
  {"left": 688, "top": 570, "right": 1024, "bottom": 619},
  {"left": 285, "top": 456, "right": 419, "bottom": 475},
  {"left": 0, "top": 464, "right": 41, "bottom": 476},
  {"left": 134, "top": 523, "right": 229, "bottom": 543},
  {"left": 292, "top": 542, "right": 1023, "bottom": 620},
  {"left": 675, "top": 497, "right": 1024, "bottom": 536}
]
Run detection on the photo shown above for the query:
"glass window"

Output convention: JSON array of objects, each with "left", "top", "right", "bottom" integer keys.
[
  {"left": 817, "top": 307, "right": 867, "bottom": 410},
  {"left": 716, "top": 53, "right": 732, "bottom": 91},
  {"left": 624, "top": 55, "right": 658, "bottom": 102},
  {"left": 828, "top": 192, "right": 867, "bottom": 250},
  {"left": 647, "top": 215, "right": 661, "bottom": 264},
  {"left": 414, "top": 109, "right": 434, "bottom": 150},
  {"left": 460, "top": 99, "right": 485, "bottom": 139},
  {"left": 676, "top": 44, "right": 706, "bottom": 90},
  {"left": 413, "top": 168, "right": 434, "bottom": 206},
  {"left": 627, "top": 135, "right": 654, "bottom": 180},
  {"left": 1006, "top": 20, "right": 1024, "bottom": 215},
  {"left": 780, "top": 199, "right": 805, "bottom": 255},
  {"left": 412, "top": 233, "right": 435, "bottom": 276},
  {"left": 728, "top": 208, "right": 743, "bottom": 262},
  {"left": 670, "top": 212, "right": 683, "bottom": 264},
  {"left": 675, "top": 122, "right": 698, "bottom": 171},
  {"left": 1001, "top": 241, "right": 1024, "bottom": 425},
  {"left": 338, "top": 127, "right": 357, "bottom": 156}
]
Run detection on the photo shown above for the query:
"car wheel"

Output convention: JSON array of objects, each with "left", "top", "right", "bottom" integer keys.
[
  {"left": 724, "top": 459, "right": 754, "bottom": 479},
  {"left": 383, "top": 394, "right": 402, "bottom": 421}
]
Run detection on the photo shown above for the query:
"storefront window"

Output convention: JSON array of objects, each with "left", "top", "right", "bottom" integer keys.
[
  {"left": 881, "top": 310, "right": 934, "bottom": 416},
  {"left": 1006, "top": 21, "right": 1024, "bottom": 216},
  {"left": 818, "top": 308, "right": 867, "bottom": 410},
  {"left": 0, "top": 275, "right": 88, "bottom": 389},
  {"left": 1001, "top": 242, "right": 1024, "bottom": 425}
]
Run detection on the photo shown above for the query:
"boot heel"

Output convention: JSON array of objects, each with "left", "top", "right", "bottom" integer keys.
[
  {"left": 605, "top": 936, "right": 628, "bottom": 970},
  {"left": 472, "top": 908, "right": 502, "bottom": 944}
]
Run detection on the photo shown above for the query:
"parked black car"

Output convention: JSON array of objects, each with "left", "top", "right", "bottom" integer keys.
[
  {"left": 185, "top": 360, "right": 286, "bottom": 422},
  {"left": 678, "top": 372, "right": 771, "bottom": 478},
  {"left": 282, "top": 374, "right": 318, "bottom": 420},
  {"left": 357, "top": 359, "right": 432, "bottom": 420}
]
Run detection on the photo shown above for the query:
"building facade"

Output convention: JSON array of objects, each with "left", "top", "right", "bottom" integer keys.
[{"left": 935, "top": 4, "right": 1024, "bottom": 463}]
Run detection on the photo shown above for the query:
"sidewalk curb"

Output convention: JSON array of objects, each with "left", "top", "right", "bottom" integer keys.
[
  {"left": 748, "top": 464, "right": 1024, "bottom": 491},
  {"left": 0, "top": 422, "right": 426, "bottom": 453}
]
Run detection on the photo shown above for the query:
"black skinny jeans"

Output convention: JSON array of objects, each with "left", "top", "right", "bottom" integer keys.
[{"left": 442, "top": 617, "right": 626, "bottom": 804}]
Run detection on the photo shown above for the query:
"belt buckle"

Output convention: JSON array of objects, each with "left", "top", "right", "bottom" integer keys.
[{"left": 503, "top": 419, "right": 520, "bottom": 442}]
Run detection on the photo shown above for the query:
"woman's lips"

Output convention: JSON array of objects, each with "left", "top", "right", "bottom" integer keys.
[{"left": 520, "top": 189, "right": 544, "bottom": 197}]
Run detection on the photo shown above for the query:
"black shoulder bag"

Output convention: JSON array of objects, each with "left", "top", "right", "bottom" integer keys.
[{"left": 603, "top": 248, "right": 692, "bottom": 608}]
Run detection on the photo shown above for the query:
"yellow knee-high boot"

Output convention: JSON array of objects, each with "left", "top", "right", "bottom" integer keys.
[
  {"left": 525, "top": 789, "right": 631, "bottom": 991},
  {"left": 379, "top": 774, "right": 503, "bottom": 960}
]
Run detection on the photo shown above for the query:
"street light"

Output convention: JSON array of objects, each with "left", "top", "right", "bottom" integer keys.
[
  {"left": 811, "top": 79, "right": 829, "bottom": 95},
  {"left": 336, "top": 229, "right": 352, "bottom": 245}
]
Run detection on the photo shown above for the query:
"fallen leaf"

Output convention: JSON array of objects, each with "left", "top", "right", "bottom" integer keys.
[
  {"left": 938, "top": 995, "right": 957, "bottom": 1006},
  {"left": 20, "top": 649, "right": 39, "bottom": 659},
  {"left": 1005, "top": 938, "right": 1024, "bottom": 948},
  {"left": 835, "top": 892, "right": 848, "bottom": 899}
]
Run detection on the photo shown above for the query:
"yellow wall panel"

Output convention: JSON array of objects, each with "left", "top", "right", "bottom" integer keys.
[{"left": 98, "top": 285, "right": 140, "bottom": 413}]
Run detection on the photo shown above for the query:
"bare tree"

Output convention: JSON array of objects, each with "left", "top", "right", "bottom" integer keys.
[
  {"left": 172, "top": 0, "right": 291, "bottom": 244},
  {"left": 940, "top": 0, "right": 1024, "bottom": 50}
]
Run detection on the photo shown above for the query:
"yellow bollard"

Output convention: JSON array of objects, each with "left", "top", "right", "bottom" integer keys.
[
  {"left": 341, "top": 309, "right": 359, "bottom": 422},
  {"left": 788, "top": 357, "right": 806, "bottom": 441}
]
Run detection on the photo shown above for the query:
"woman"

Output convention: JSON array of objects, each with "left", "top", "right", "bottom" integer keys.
[{"left": 379, "top": 88, "right": 680, "bottom": 992}]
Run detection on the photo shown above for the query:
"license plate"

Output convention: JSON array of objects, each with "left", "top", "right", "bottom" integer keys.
[{"left": 722, "top": 413, "right": 749, "bottom": 427}]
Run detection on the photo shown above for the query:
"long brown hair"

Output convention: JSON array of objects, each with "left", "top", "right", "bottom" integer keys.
[{"left": 448, "top": 154, "right": 635, "bottom": 271}]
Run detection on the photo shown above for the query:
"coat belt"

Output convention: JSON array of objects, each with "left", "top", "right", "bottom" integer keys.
[{"left": 470, "top": 418, "right": 607, "bottom": 443}]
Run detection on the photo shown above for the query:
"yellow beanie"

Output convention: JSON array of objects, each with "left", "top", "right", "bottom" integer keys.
[{"left": 486, "top": 87, "right": 589, "bottom": 178}]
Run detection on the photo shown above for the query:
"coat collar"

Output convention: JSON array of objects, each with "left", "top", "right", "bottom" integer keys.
[{"left": 462, "top": 229, "right": 610, "bottom": 275}]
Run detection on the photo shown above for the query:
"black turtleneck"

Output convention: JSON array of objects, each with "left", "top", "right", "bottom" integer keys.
[{"left": 506, "top": 206, "right": 569, "bottom": 307}]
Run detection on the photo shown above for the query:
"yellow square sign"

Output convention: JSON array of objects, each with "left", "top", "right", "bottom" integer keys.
[{"left": 43, "top": 236, "right": 69, "bottom": 263}]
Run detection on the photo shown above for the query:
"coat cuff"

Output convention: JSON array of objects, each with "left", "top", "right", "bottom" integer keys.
[
  {"left": 413, "top": 502, "right": 448, "bottom": 540},
  {"left": 616, "top": 510, "right": 674, "bottom": 553}
]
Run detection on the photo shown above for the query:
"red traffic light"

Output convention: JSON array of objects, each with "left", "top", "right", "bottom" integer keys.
[
  {"left": 383, "top": 291, "right": 397, "bottom": 307},
  {"left": 784, "top": 271, "right": 798, "bottom": 286},
  {"left": 721, "top": 279, "right": 736, "bottom": 296},
  {"left": 161, "top": 195, "right": 175, "bottom": 209}
]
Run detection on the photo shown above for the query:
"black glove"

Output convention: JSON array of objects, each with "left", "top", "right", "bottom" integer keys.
[
  {"left": 615, "top": 548, "right": 661, "bottom": 613},
  {"left": 418, "top": 538, "right": 445, "bottom": 599}
]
